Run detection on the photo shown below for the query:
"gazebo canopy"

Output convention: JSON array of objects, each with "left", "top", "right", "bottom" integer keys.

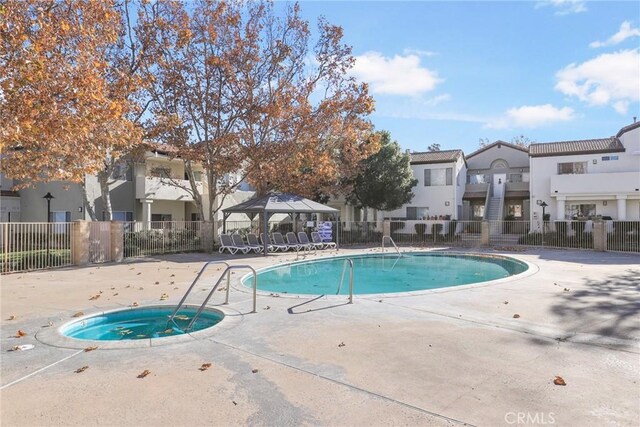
[
  {"left": 222, "top": 192, "right": 338, "bottom": 215},
  {"left": 221, "top": 192, "right": 339, "bottom": 256}
]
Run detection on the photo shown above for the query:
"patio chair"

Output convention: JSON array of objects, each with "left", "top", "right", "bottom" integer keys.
[
  {"left": 246, "top": 233, "right": 266, "bottom": 253},
  {"left": 311, "top": 231, "right": 336, "bottom": 249},
  {"left": 260, "top": 233, "right": 287, "bottom": 252},
  {"left": 219, "top": 233, "right": 249, "bottom": 255},
  {"left": 232, "top": 234, "right": 260, "bottom": 254},
  {"left": 286, "top": 232, "right": 313, "bottom": 251},
  {"left": 298, "top": 232, "right": 324, "bottom": 250},
  {"left": 272, "top": 232, "right": 298, "bottom": 251}
]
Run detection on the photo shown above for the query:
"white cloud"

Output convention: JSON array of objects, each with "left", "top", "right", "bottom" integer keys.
[
  {"left": 423, "top": 94, "right": 451, "bottom": 107},
  {"left": 402, "top": 48, "right": 437, "bottom": 57},
  {"left": 536, "top": 0, "right": 587, "bottom": 15},
  {"left": 351, "top": 51, "right": 442, "bottom": 97},
  {"left": 555, "top": 49, "right": 640, "bottom": 114},
  {"left": 590, "top": 21, "right": 640, "bottom": 48},
  {"left": 485, "top": 104, "right": 576, "bottom": 129}
]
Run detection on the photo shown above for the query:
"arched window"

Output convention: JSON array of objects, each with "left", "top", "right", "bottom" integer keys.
[{"left": 491, "top": 159, "right": 508, "bottom": 169}]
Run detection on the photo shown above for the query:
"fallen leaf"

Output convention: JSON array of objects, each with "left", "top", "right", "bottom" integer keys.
[
  {"left": 15, "top": 330, "right": 26, "bottom": 337},
  {"left": 263, "top": 306, "right": 270, "bottom": 310},
  {"left": 75, "top": 366, "right": 89, "bottom": 373},
  {"left": 553, "top": 376, "right": 566, "bottom": 386},
  {"left": 199, "top": 363, "right": 212, "bottom": 371},
  {"left": 513, "top": 314, "right": 520, "bottom": 319},
  {"left": 131, "top": 302, "right": 139, "bottom": 307},
  {"left": 136, "top": 272, "right": 141, "bottom": 275},
  {"left": 563, "top": 288, "right": 570, "bottom": 292},
  {"left": 8, "top": 315, "right": 16, "bottom": 320},
  {"left": 251, "top": 368, "right": 258, "bottom": 373},
  {"left": 72, "top": 312, "right": 84, "bottom": 317},
  {"left": 113, "top": 293, "right": 119, "bottom": 296},
  {"left": 503, "top": 301, "right": 509, "bottom": 305},
  {"left": 46, "top": 321, "right": 54, "bottom": 327},
  {"left": 111, "top": 287, "right": 116, "bottom": 290},
  {"left": 160, "top": 293, "right": 169, "bottom": 301},
  {"left": 89, "top": 294, "right": 100, "bottom": 300},
  {"left": 84, "top": 346, "right": 98, "bottom": 352},
  {"left": 170, "top": 274, "right": 175, "bottom": 277},
  {"left": 154, "top": 281, "right": 159, "bottom": 285},
  {"left": 137, "top": 370, "right": 151, "bottom": 378},
  {"left": 338, "top": 342, "right": 346, "bottom": 347},
  {"left": 232, "top": 401, "right": 237, "bottom": 406}
]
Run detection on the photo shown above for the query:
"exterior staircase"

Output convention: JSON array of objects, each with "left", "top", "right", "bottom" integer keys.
[{"left": 485, "top": 195, "right": 504, "bottom": 235}]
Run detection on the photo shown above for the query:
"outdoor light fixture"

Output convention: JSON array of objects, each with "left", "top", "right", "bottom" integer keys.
[
  {"left": 603, "top": 201, "right": 607, "bottom": 206},
  {"left": 78, "top": 207, "right": 83, "bottom": 212},
  {"left": 445, "top": 201, "right": 450, "bottom": 206},
  {"left": 43, "top": 192, "right": 54, "bottom": 222}
]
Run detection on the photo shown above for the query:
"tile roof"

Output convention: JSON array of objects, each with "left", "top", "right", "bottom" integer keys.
[
  {"left": 529, "top": 137, "right": 624, "bottom": 157},
  {"left": 462, "top": 191, "right": 487, "bottom": 199},
  {"left": 465, "top": 140, "right": 528, "bottom": 159},
  {"left": 410, "top": 149, "right": 463, "bottom": 164},
  {"left": 616, "top": 121, "right": 640, "bottom": 138}
]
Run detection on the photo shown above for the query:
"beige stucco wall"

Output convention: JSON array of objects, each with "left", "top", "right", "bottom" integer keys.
[{"left": 18, "top": 181, "right": 85, "bottom": 222}]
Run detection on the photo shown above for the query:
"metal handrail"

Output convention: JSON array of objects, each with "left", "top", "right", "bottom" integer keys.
[
  {"left": 186, "top": 265, "right": 257, "bottom": 330},
  {"left": 336, "top": 258, "right": 354, "bottom": 304},
  {"left": 381, "top": 235, "right": 401, "bottom": 255},
  {"left": 168, "top": 261, "right": 230, "bottom": 325}
]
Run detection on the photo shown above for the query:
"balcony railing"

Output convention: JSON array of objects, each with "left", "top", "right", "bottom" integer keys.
[
  {"left": 135, "top": 176, "right": 203, "bottom": 201},
  {"left": 550, "top": 171, "right": 640, "bottom": 196}
]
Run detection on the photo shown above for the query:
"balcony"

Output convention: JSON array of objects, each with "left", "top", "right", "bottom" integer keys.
[
  {"left": 135, "top": 176, "right": 203, "bottom": 201},
  {"left": 550, "top": 171, "right": 640, "bottom": 197}
]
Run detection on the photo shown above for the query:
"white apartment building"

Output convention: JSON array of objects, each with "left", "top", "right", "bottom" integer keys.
[
  {"left": 529, "top": 121, "right": 640, "bottom": 225},
  {"left": 385, "top": 150, "right": 466, "bottom": 220}
]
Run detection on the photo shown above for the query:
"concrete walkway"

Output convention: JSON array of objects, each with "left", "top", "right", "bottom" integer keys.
[{"left": 1, "top": 247, "right": 639, "bottom": 426}]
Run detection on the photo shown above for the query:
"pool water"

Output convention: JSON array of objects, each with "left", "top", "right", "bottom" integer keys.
[
  {"left": 248, "top": 252, "right": 528, "bottom": 295},
  {"left": 62, "top": 306, "right": 224, "bottom": 341}
]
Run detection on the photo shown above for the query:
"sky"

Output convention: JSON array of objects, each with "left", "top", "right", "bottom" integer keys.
[{"left": 291, "top": 0, "right": 640, "bottom": 153}]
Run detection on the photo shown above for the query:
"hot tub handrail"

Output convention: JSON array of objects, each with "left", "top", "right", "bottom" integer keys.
[
  {"left": 168, "top": 261, "right": 231, "bottom": 325},
  {"left": 381, "top": 236, "right": 402, "bottom": 256},
  {"left": 186, "top": 265, "right": 257, "bottom": 330},
  {"left": 336, "top": 258, "right": 354, "bottom": 304}
]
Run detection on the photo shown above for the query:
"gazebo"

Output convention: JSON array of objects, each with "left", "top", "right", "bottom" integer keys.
[{"left": 222, "top": 192, "right": 339, "bottom": 255}]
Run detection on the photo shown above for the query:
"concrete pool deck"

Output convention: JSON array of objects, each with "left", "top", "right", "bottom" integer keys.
[{"left": 1, "top": 247, "right": 638, "bottom": 426}]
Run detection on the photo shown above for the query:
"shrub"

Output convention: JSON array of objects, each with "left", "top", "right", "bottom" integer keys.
[{"left": 414, "top": 223, "right": 426, "bottom": 236}]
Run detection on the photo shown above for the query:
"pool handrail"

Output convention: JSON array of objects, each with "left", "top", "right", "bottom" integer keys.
[
  {"left": 186, "top": 265, "right": 258, "bottom": 331},
  {"left": 168, "top": 261, "right": 231, "bottom": 326},
  {"left": 336, "top": 258, "right": 354, "bottom": 304},
  {"left": 381, "top": 236, "right": 402, "bottom": 256}
]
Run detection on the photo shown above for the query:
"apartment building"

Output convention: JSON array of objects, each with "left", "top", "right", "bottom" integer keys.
[
  {"left": 529, "top": 121, "right": 640, "bottom": 226},
  {"left": 385, "top": 150, "right": 467, "bottom": 220}
]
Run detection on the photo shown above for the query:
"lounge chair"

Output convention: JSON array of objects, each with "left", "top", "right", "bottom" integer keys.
[
  {"left": 260, "top": 233, "right": 287, "bottom": 252},
  {"left": 272, "top": 232, "right": 298, "bottom": 251},
  {"left": 247, "top": 233, "right": 266, "bottom": 253},
  {"left": 219, "top": 233, "right": 250, "bottom": 255},
  {"left": 286, "top": 232, "right": 313, "bottom": 251},
  {"left": 311, "top": 231, "right": 336, "bottom": 249},
  {"left": 232, "top": 234, "right": 260, "bottom": 254},
  {"left": 298, "top": 232, "right": 324, "bottom": 250}
]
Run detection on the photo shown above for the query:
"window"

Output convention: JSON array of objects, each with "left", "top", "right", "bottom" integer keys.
[
  {"left": 111, "top": 162, "right": 132, "bottom": 181},
  {"left": 50, "top": 211, "right": 71, "bottom": 222},
  {"left": 111, "top": 211, "right": 133, "bottom": 222},
  {"left": 406, "top": 207, "right": 429, "bottom": 220},
  {"left": 557, "top": 162, "right": 587, "bottom": 175},
  {"left": 507, "top": 204, "right": 522, "bottom": 218},
  {"left": 602, "top": 156, "right": 619, "bottom": 161},
  {"left": 151, "top": 214, "right": 172, "bottom": 229},
  {"left": 473, "top": 205, "right": 485, "bottom": 218},
  {"left": 565, "top": 204, "right": 596, "bottom": 219},
  {"left": 509, "top": 174, "right": 522, "bottom": 183},
  {"left": 150, "top": 167, "right": 171, "bottom": 178},
  {"left": 467, "top": 174, "right": 486, "bottom": 184},
  {"left": 185, "top": 171, "right": 203, "bottom": 182},
  {"left": 425, "top": 167, "right": 453, "bottom": 186}
]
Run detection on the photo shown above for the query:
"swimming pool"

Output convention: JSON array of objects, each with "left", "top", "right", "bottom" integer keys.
[
  {"left": 246, "top": 252, "right": 529, "bottom": 295},
  {"left": 61, "top": 306, "right": 224, "bottom": 341}
]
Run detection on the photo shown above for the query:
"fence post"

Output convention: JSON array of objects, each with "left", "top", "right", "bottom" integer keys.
[
  {"left": 110, "top": 221, "right": 124, "bottom": 262},
  {"left": 481, "top": 220, "right": 490, "bottom": 245},
  {"left": 593, "top": 220, "right": 606, "bottom": 252},
  {"left": 72, "top": 220, "right": 90, "bottom": 266},
  {"left": 200, "top": 221, "right": 214, "bottom": 253},
  {"left": 383, "top": 220, "right": 390, "bottom": 237}
]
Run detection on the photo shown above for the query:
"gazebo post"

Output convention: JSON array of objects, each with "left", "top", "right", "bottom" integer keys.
[
  {"left": 222, "top": 212, "right": 231, "bottom": 234},
  {"left": 263, "top": 210, "right": 269, "bottom": 256},
  {"left": 335, "top": 212, "right": 340, "bottom": 250}
]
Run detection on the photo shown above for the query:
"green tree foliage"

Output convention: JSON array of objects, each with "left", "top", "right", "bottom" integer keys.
[{"left": 347, "top": 131, "right": 417, "bottom": 220}]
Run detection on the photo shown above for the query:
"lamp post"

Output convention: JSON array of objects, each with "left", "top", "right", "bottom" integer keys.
[
  {"left": 540, "top": 201, "right": 548, "bottom": 246},
  {"left": 43, "top": 192, "right": 54, "bottom": 264}
]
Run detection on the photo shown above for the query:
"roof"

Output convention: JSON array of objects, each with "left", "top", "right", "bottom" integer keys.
[
  {"left": 0, "top": 190, "right": 20, "bottom": 198},
  {"left": 410, "top": 149, "right": 463, "bottom": 165},
  {"left": 465, "top": 140, "right": 528, "bottom": 160},
  {"left": 222, "top": 192, "right": 338, "bottom": 215},
  {"left": 462, "top": 192, "right": 487, "bottom": 199},
  {"left": 505, "top": 190, "right": 530, "bottom": 198},
  {"left": 529, "top": 137, "right": 625, "bottom": 157},
  {"left": 616, "top": 121, "right": 640, "bottom": 138}
]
